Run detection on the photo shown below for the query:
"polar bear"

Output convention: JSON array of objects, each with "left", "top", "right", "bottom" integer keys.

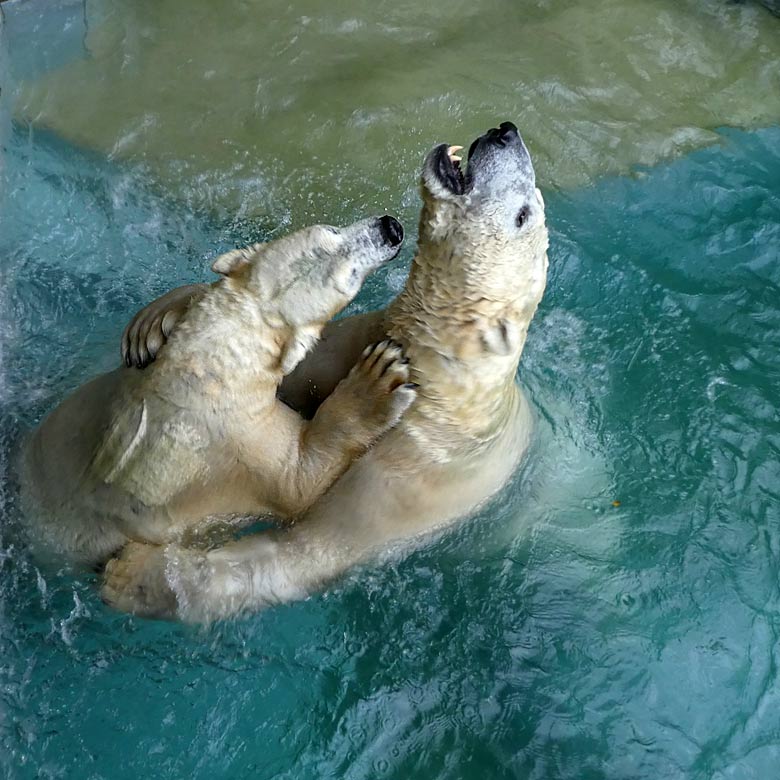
[
  {"left": 22, "top": 216, "right": 416, "bottom": 572},
  {"left": 103, "top": 121, "right": 549, "bottom": 622}
]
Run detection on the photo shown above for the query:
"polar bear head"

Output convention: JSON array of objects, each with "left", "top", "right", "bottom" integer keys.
[
  {"left": 420, "top": 121, "right": 546, "bottom": 245},
  {"left": 210, "top": 215, "right": 403, "bottom": 373},
  {"left": 411, "top": 121, "right": 549, "bottom": 358}
]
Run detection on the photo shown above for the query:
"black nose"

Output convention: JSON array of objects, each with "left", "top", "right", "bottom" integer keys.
[
  {"left": 378, "top": 215, "right": 404, "bottom": 247},
  {"left": 487, "top": 121, "right": 520, "bottom": 147}
]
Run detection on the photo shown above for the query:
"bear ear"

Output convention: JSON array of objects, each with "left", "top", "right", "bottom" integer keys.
[
  {"left": 279, "top": 325, "right": 321, "bottom": 375},
  {"left": 211, "top": 243, "right": 263, "bottom": 277}
]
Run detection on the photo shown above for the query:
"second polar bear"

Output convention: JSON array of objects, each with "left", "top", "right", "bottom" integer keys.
[
  {"left": 103, "top": 121, "right": 549, "bottom": 622},
  {"left": 22, "top": 216, "right": 416, "bottom": 575}
]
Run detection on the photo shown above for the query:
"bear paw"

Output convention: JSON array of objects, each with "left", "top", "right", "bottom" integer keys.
[
  {"left": 101, "top": 541, "right": 178, "bottom": 620},
  {"left": 349, "top": 339, "right": 419, "bottom": 432},
  {"left": 121, "top": 283, "right": 208, "bottom": 369}
]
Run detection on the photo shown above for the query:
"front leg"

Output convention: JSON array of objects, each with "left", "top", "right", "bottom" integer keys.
[
  {"left": 122, "top": 283, "right": 212, "bottom": 368},
  {"left": 102, "top": 527, "right": 353, "bottom": 623},
  {"left": 122, "top": 289, "right": 388, "bottom": 417},
  {"left": 278, "top": 309, "right": 388, "bottom": 417},
  {"left": 277, "top": 340, "right": 418, "bottom": 515},
  {"left": 101, "top": 542, "right": 177, "bottom": 619},
  {"left": 101, "top": 533, "right": 308, "bottom": 621}
]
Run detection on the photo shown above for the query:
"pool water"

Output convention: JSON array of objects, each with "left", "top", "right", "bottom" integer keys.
[{"left": 2, "top": 2, "right": 780, "bottom": 779}]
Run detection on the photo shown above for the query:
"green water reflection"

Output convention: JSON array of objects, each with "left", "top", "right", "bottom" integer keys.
[{"left": 8, "top": 0, "right": 780, "bottom": 223}]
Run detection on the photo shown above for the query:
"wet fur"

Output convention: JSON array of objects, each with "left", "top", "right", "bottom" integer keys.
[
  {"left": 102, "top": 126, "right": 550, "bottom": 622},
  {"left": 21, "top": 221, "right": 414, "bottom": 569}
]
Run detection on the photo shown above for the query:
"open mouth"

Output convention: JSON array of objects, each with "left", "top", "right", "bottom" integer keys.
[
  {"left": 432, "top": 142, "right": 468, "bottom": 195},
  {"left": 429, "top": 122, "right": 526, "bottom": 196}
]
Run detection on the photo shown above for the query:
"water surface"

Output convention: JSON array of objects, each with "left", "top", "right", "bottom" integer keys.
[{"left": 1, "top": 2, "right": 780, "bottom": 779}]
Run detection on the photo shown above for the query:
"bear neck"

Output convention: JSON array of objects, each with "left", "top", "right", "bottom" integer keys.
[
  {"left": 384, "top": 233, "right": 547, "bottom": 443},
  {"left": 147, "top": 281, "right": 285, "bottom": 412}
]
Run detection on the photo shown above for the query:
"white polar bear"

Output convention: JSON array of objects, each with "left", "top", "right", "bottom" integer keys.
[
  {"left": 22, "top": 216, "right": 416, "bottom": 577},
  {"left": 103, "top": 121, "right": 550, "bottom": 622}
]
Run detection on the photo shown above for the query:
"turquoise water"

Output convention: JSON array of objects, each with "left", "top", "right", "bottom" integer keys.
[
  {"left": 3, "top": 121, "right": 780, "bottom": 778},
  {"left": 3, "top": 2, "right": 780, "bottom": 778}
]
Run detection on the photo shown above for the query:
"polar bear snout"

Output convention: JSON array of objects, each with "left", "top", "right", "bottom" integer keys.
[
  {"left": 325, "top": 215, "right": 405, "bottom": 301},
  {"left": 468, "top": 121, "right": 524, "bottom": 155},
  {"left": 465, "top": 120, "right": 534, "bottom": 193},
  {"left": 482, "top": 121, "right": 520, "bottom": 148},
  {"left": 423, "top": 120, "right": 535, "bottom": 202},
  {"left": 377, "top": 215, "right": 404, "bottom": 247}
]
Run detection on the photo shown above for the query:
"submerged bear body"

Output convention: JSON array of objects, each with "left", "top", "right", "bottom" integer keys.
[
  {"left": 22, "top": 217, "right": 414, "bottom": 575},
  {"left": 103, "top": 122, "right": 550, "bottom": 622}
]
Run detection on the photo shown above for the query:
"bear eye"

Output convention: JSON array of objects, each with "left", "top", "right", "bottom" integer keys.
[{"left": 516, "top": 206, "right": 531, "bottom": 228}]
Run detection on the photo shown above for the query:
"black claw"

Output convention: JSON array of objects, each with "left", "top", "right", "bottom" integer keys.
[
  {"left": 379, "top": 358, "right": 397, "bottom": 378},
  {"left": 367, "top": 342, "right": 387, "bottom": 369}
]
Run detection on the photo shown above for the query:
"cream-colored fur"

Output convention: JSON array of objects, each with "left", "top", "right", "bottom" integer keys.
[
  {"left": 22, "top": 218, "right": 415, "bottom": 575},
  {"left": 103, "top": 122, "right": 549, "bottom": 622}
]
